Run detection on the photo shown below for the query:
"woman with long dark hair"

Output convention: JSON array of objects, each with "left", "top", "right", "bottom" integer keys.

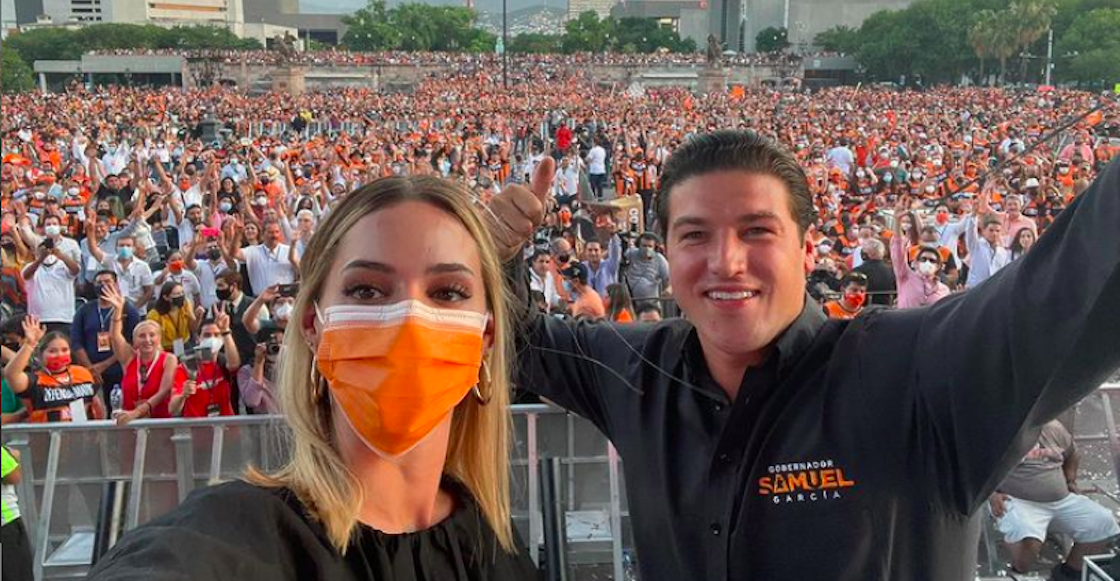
[
  {"left": 3, "top": 315, "right": 106, "bottom": 422},
  {"left": 147, "top": 281, "right": 199, "bottom": 352},
  {"left": 605, "top": 283, "right": 636, "bottom": 323}
]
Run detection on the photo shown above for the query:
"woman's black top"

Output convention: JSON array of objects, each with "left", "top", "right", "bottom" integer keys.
[{"left": 88, "top": 479, "right": 538, "bottom": 581}]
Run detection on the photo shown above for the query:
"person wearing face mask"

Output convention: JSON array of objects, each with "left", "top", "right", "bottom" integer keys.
[
  {"left": 3, "top": 315, "right": 106, "bottom": 423},
  {"left": 892, "top": 231, "right": 951, "bottom": 309},
  {"left": 70, "top": 271, "right": 141, "bottom": 403},
  {"left": 623, "top": 232, "right": 671, "bottom": 301},
  {"left": 89, "top": 176, "right": 534, "bottom": 581},
  {"left": 155, "top": 251, "right": 203, "bottom": 308},
  {"left": 87, "top": 235, "right": 155, "bottom": 312},
  {"left": 822, "top": 273, "right": 868, "bottom": 320},
  {"left": 101, "top": 285, "right": 180, "bottom": 425},
  {"left": 19, "top": 214, "right": 82, "bottom": 266},
  {"left": 21, "top": 220, "right": 81, "bottom": 335},
  {"left": 241, "top": 284, "right": 293, "bottom": 336},
  {"left": 239, "top": 326, "right": 283, "bottom": 414},
  {"left": 146, "top": 281, "right": 199, "bottom": 355},
  {"left": 212, "top": 271, "right": 257, "bottom": 369},
  {"left": 183, "top": 232, "right": 237, "bottom": 310},
  {"left": 169, "top": 313, "right": 240, "bottom": 418}
]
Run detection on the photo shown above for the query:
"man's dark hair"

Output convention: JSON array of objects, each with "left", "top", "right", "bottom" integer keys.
[
  {"left": 217, "top": 271, "right": 241, "bottom": 288},
  {"left": 840, "top": 272, "right": 869, "bottom": 289},
  {"left": 638, "top": 232, "right": 660, "bottom": 245},
  {"left": 94, "top": 269, "right": 118, "bottom": 282},
  {"left": 635, "top": 302, "right": 662, "bottom": 317},
  {"left": 656, "top": 130, "right": 816, "bottom": 240}
]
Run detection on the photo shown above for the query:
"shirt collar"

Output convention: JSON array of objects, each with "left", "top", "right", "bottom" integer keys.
[{"left": 682, "top": 293, "right": 827, "bottom": 395}]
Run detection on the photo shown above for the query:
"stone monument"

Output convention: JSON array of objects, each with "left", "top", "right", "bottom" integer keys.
[
  {"left": 696, "top": 34, "right": 728, "bottom": 95},
  {"left": 271, "top": 32, "right": 307, "bottom": 96}
]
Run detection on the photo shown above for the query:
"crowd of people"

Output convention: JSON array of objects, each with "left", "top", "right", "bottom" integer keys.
[
  {"left": 84, "top": 48, "right": 814, "bottom": 68},
  {"left": 2, "top": 50, "right": 1120, "bottom": 581},
  {"left": 2, "top": 65, "right": 1117, "bottom": 426}
]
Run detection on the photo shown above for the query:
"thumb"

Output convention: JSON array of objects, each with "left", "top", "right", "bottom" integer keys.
[{"left": 530, "top": 157, "right": 556, "bottom": 203}]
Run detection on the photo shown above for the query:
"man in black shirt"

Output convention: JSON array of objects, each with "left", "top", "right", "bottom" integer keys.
[
  {"left": 488, "top": 131, "right": 1120, "bottom": 580},
  {"left": 852, "top": 238, "right": 896, "bottom": 306}
]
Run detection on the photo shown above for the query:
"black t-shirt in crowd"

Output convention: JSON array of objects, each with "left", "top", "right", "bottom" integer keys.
[{"left": 87, "top": 479, "right": 538, "bottom": 581}]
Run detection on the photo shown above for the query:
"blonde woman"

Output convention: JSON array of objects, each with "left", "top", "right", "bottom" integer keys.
[{"left": 88, "top": 174, "right": 541, "bottom": 580}]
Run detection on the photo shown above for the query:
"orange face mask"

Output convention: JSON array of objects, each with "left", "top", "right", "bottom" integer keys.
[{"left": 315, "top": 301, "right": 488, "bottom": 458}]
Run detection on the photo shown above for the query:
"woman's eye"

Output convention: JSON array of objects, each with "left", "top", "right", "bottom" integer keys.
[
  {"left": 432, "top": 285, "right": 471, "bottom": 302},
  {"left": 343, "top": 285, "right": 384, "bottom": 300}
]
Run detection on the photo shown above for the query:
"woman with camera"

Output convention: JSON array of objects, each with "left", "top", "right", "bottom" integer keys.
[
  {"left": 237, "top": 325, "right": 282, "bottom": 415},
  {"left": 168, "top": 312, "right": 240, "bottom": 418},
  {"left": 103, "top": 285, "right": 181, "bottom": 424},
  {"left": 89, "top": 169, "right": 544, "bottom": 580}
]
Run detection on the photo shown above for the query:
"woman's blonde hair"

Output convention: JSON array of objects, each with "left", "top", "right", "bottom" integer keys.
[{"left": 245, "top": 176, "right": 516, "bottom": 554}]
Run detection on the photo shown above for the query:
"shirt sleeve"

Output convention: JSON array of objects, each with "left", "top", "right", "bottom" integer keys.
[
  {"left": 869, "top": 158, "right": 1120, "bottom": 514},
  {"left": 508, "top": 259, "right": 650, "bottom": 438},
  {"left": 1, "top": 447, "right": 17, "bottom": 479}
]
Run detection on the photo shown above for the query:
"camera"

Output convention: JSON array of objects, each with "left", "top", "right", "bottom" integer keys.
[
  {"left": 276, "top": 284, "right": 299, "bottom": 297},
  {"left": 41, "top": 238, "right": 55, "bottom": 250},
  {"left": 266, "top": 343, "right": 281, "bottom": 356}
]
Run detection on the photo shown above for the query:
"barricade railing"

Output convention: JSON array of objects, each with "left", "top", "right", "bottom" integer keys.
[
  {"left": 1, "top": 404, "right": 631, "bottom": 581},
  {"left": 6, "top": 386, "right": 1119, "bottom": 580}
]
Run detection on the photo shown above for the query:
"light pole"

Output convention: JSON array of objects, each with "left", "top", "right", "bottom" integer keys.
[{"left": 1044, "top": 27, "right": 1053, "bottom": 86}]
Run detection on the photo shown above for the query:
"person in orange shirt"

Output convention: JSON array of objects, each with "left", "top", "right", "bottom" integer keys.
[
  {"left": 562, "top": 263, "right": 606, "bottom": 320},
  {"left": 823, "top": 272, "right": 868, "bottom": 320}
]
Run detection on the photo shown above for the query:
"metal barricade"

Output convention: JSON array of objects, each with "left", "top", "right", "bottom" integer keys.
[{"left": 1, "top": 405, "right": 633, "bottom": 581}]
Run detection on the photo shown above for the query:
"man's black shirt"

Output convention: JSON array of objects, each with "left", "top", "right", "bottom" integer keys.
[
  {"left": 853, "top": 258, "right": 897, "bottom": 306},
  {"left": 511, "top": 157, "right": 1120, "bottom": 580}
]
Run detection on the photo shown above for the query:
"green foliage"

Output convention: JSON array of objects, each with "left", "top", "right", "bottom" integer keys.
[
  {"left": 3, "top": 24, "right": 259, "bottom": 64},
  {"left": 844, "top": 0, "right": 1063, "bottom": 84},
  {"left": 1055, "top": 8, "right": 1120, "bottom": 83},
  {"left": 1, "top": 44, "right": 36, "bottom": 94},
  {"left": 341, "top": 0, "right": 491, "bottom": 52},
  {"left": 509, "top": 33, "right": 563, "bottom": 54},
  {"left": 814, "top": 25, "right": 859, "bottom": 54},
  {"left": 562, "top": 11, "right": 614, "bottom": 53},
  {"left": 755, "top": 26, "right": 789, "bottom": 53}
]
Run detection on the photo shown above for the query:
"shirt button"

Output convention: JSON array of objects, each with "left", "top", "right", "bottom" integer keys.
[
  {"left": 710, "top": 523, "right": 722, "bottom": 536},
  {"left": 714, "top": 403, "right": 724, "bottom": 412}
]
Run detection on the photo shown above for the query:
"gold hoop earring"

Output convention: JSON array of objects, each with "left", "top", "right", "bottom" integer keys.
[
  {"left": 472, "top": 359, "right": 493, "bottom": 405},
  {"left": 310, "top": 354, "right": 326, "bottom": 403}
]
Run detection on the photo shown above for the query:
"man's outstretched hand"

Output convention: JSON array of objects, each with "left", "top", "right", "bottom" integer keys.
[{"left": 486, "top": 157, "right": 555, "bottom": 262}]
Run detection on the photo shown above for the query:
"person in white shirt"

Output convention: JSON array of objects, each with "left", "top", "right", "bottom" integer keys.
[
  {"left": 230, "top": 220, "right": 295, "bottom": 296},
  {"left": 154, "top": 249, "right": 204, "bottom": 307},
  {"left": 184, "top": 231, "right": 237, "bottom": 310},
  {"left": 964, "top": 213, "right": 1011, "bottom": 289},
  {"left": 586, "top": 142, "right": 607, "bottom": 200},
  {"left": 88, "top": 235, "right": 155, "bottom": 311},
  {"left": 17, "top": 214, "right": 82, "bottom": 266},
  {"left": 21, "top": 237, "right": 81, "bottom": 334}
]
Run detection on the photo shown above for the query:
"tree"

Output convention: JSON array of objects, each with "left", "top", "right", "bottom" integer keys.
[
  {"left": 755, "top": 26, "right": 789, "bottom": 53},
  {"left": 342, "top": 0, "right": 402, "bottom": 51},
  {"left": 1056, "top": 8, "right": 1120, "bottom": 84},
  {"left": 3, "top": 28, "right": 83, "bottom": 62},
  {"left": 814, "top": 25, "right": 859, "bottom": 54},
  {"left": 163, "top": 25, "right": 261, "bottom": 50},
  {"left": 510, "top": 33, "right": 563, "bottom": 53},
  {"left": 1009, "top": 0, "right": 1057, "bottom": 82},
  {"left": 561, "top": 11, "right": 614, "bottom": 53},
  {"left": 969, "top": 10, "right": 997, "bottom": 83},
  {"left": 342, "top": 1, "right": 491, "bottom": 52},
  {"left": 1, "top": 44, "right": 35, "bottom": 94},
  {"left": 612, "top": 17, "right": 694, "bottom": 53}
]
